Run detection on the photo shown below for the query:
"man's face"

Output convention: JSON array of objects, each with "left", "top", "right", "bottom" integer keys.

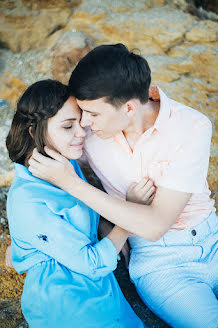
[{"left": 77, "top": 98, "right": 129, "bottom": 139}]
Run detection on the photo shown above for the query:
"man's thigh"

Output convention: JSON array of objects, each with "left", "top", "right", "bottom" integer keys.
[{"left": 134, "top": 271, "right": 218, "bottom": 328}]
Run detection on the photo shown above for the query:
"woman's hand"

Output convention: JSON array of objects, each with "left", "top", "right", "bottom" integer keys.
[
  {"left": 28, "top": 147, "right": 79, "bottom": 188},
  {"left": 126, "top": 177, "right": 156, "bottom": 205},
  {"left": 5, "top": 245, "right": 13, "bottom": 268}
]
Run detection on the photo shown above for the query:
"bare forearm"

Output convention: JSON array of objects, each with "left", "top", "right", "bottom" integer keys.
[
  {"left": 106, "top": 225, "right": 128, "bottom": 254},
  {"left": 98, "top": 217, "right": 114, "bottom": 239},
  {"left": 64, "top": 176, "right": 162, "bottom": 241}
]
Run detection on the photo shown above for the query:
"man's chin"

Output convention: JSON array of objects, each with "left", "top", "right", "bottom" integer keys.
[{"left": 94, "top": 131, "right": 113, "bottom": 139}]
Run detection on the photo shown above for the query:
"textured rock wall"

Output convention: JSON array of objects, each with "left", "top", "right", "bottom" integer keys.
[{"left": 0, "top": 1, "right": 217, "bottom": 327}]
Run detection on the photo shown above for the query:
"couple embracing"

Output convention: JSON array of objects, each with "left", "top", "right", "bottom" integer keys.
[{"left": 6, "top": 44, "right": 218, "bottom": 328}]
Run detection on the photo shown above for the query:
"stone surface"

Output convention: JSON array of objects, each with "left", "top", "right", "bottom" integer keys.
[
  {"left": 0, "top": 102, "right": 15, "bottom": 188},
  {"left": 51, "top": 31, "right": 93, "bottom": 85},
  {"left": 186, "top": 20, "right": 218, "bottom": 42},
  {"left": 66, "top": 4, "right": 194, "bottom": 55},
  {"left": 21, "top": 0, "right": 81, "bottom": 10},
  {"left": 0, "top": 73, "right": 27, "bottom": 108},
  {"left": 0, "top": 4, "right": 71, "bottom": 52}
]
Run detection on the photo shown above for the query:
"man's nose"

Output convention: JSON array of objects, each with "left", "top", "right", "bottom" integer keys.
[
  {"left": 80, "top": 111, "right": 91, "bottom": 127},
  {"left": 76, "top": 123, "right": 86, "bottom": 138}
]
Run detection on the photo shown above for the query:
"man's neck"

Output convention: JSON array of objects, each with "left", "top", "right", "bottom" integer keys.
[{"left": 123, "top": 100, "right": 160, "bottom": 150}]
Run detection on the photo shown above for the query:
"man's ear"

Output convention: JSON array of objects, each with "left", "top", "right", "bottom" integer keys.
[
  {"left": 29, "top": 125, "right": 33, "bottom": 138},
  {"left": 125, "top": 100, "right": 137, "bottom": 117}
]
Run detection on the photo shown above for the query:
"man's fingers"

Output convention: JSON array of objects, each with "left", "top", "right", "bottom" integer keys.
[
  {"left": 134, "top": 177, "right": 150, "bottom": 191},
  {"left": 44, "top": 146, "right": 66, "bottom": 163}
]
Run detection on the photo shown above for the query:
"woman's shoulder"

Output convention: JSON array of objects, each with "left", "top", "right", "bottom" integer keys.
[{"left": 8, "top": 174, "right": 65, "bottom": 207}]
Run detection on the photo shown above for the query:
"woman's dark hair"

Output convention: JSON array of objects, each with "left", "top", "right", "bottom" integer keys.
[
  {"left": 69, "top": 43, "right": 151, "bottom": 107},
  {"left": 6, "top": 79, "right": 71, "bottom": 165}
]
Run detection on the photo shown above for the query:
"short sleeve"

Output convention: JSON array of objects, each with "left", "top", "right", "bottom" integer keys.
[
  {"left": 9, "top": 198, "right": 118, "bottom": 280},
  {"left": 157, "top": 120, "right": 212, "bottom": 193}
]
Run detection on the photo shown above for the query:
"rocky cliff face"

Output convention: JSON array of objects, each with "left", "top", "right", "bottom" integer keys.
[{"left": 0, "top": 1, "right": 217, "bottom": 327}]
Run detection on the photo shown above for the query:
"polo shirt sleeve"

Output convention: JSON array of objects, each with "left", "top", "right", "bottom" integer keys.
[
  {"left": 157, "top": 119, "right": 212, "bottom": 193},
  {"left": 10, "top": 199, "right": 118, "bottom": 280}
]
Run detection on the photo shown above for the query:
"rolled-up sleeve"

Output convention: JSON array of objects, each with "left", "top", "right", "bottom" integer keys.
[{"left": 10, "top": 199, "right": 118, "bottom": 280}]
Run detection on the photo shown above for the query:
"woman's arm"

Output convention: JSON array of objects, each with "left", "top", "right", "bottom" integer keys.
[
  {"left": 29, "top": 148, "right": 191, "bottom": 241},
  {"left": 9, "top": 189, "right": 126, "bottom": 279}
]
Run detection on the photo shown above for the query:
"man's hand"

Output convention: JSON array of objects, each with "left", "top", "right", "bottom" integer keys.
[
  {"left": 126, "top": 177, "right": 156, "bottom": 205},
  {"left": 28, "top": 147, "right": 79, "bottom": 188}
]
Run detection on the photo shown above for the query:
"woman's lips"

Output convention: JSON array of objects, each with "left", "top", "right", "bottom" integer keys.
[{"left": 71, "top": 142, "right": 83, "bottom": 147}]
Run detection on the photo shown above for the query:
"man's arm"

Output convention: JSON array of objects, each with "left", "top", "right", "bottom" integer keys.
[
  {"left": 68, "top": 177, "right": 191, "bottom": 241},
  {"left": 29, "top": 148, "right": 191, "bottom": 241}
]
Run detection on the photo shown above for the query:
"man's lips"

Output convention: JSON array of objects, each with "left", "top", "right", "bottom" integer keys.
[{"left": 91, "top": 129, "right": 100, "bottom": 133}]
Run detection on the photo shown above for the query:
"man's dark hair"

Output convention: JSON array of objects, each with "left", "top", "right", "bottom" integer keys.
[
  {"left": 6, "top": 79, "right": 71, "bottom": 166},
  {"left": 69, "top": 43, "right": 151, "bottom": 107}
]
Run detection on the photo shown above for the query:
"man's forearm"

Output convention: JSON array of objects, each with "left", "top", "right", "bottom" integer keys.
[{"left": 64, "top": 176, "right": 163, "bottom": 241}]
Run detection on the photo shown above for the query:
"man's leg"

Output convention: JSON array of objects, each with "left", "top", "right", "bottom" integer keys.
[{"left": 134, "top": 271, "right": 218, "bottom": 328}]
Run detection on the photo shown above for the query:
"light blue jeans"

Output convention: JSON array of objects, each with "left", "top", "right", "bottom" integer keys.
[{"left": 129, "top": 212, "right": 218, "bottom": 328}]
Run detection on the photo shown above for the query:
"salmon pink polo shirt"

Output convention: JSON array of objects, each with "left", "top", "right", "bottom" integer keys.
[{"left": 82, "top": 86, "right": 216, "bottom": 231}]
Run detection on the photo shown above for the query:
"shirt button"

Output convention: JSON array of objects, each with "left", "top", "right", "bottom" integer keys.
[
  {"left": 93, "top": 234, "right": 97, "bottom": 238},
  {"left": 191, "top": 229, "right": 197, "bottom": 236}
]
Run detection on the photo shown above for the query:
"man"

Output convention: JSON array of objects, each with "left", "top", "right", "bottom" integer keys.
[{"left": 26, "top": 44, "right": 218, "bottom": 327}]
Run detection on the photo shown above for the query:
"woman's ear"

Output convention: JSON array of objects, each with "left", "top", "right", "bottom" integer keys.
[{"left": 28, "top": 125, "right": 33, "bottom": 138}]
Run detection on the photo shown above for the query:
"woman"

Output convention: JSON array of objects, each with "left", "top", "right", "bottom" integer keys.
[{"left": 6, "top": 80, "right": 149, "bottom": 328}]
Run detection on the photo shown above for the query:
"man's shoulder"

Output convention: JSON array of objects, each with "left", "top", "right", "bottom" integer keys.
[{"left": 168, "top": 99, "right": 212, "bottom": 133}]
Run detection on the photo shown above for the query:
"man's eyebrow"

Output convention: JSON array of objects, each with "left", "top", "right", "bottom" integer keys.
[{"left": 81, "top": 109, "right": 99, "bottom": 114}]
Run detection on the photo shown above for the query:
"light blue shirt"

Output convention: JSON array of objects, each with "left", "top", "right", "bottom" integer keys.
[{"left": 7, "top": 161, "right": 144, "bottom": 328}]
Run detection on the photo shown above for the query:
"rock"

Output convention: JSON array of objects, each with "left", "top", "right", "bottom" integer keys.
[
  {"left": 21, "top": 0, "right": 81, "bottom": 10},
  {"left": 0, "top": 101, "right": 15, "bottom": 188},
  {"left": 51, "top": 31, "right": 94, "bottom": 85},
  {"left": 0, "top": 6, "right": 71, "bottom": 52},
  {"left": 65, "top": 5, "right": 194, "bottom": 55},
  {"left": 186, "top": 20, "right": 218, "bottom": 43},
  {"left": 0, "top": 73, "right": 27, "bottom": 109},
  {"left": 194, "top": 0, "right": 218, "bottom": 14}
]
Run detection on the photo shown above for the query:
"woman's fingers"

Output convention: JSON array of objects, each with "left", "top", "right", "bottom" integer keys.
[{"left": 142, "top": 186, "right": 155, "bottom": 201}]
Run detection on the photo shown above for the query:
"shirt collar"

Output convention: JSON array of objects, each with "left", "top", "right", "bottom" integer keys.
[
  {"left": 14, "top": 163, "right": 44, "bottom": 183},
  {"left": 152, "top": 86, "right": 171, "bottom": 133},
  {"left": 14, "top": 160, "right": 78, "bottom": 184},
  {"left": 113, "top": 86, "right": 171, "bottom": 147}
]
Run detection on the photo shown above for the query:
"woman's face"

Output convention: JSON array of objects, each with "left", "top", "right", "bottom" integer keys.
[{"left": 46, "top": 96, "right": 86, "bottom": 159}]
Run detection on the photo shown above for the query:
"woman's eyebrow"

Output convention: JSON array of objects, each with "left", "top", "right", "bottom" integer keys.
[{"left": 61, "top": 118, "right": 77, "bottom": 122}]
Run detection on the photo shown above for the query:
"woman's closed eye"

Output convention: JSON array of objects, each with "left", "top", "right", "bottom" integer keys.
[{"left": 64, "top": 125, "right": 73, "bottom": 129}]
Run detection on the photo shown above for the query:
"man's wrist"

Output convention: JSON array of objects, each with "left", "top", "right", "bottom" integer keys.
[{"left": 61, "top": 174, "right": 82, "bottom": 196}]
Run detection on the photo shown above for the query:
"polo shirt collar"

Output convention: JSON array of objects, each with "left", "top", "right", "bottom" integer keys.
[
  {"left": 113, "top": 86, "right": 171, "bottom": 146},
  {"left": 152, "top": 86, "right": 171, "bottom": 133}
]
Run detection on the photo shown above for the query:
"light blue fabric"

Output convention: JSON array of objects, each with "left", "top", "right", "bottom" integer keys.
[
  {"left": 7, "top": 161, "right": 145, "bottom": 328},
  {"left": 129, "top": 212, "right": 218, "bottom": 328}
]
